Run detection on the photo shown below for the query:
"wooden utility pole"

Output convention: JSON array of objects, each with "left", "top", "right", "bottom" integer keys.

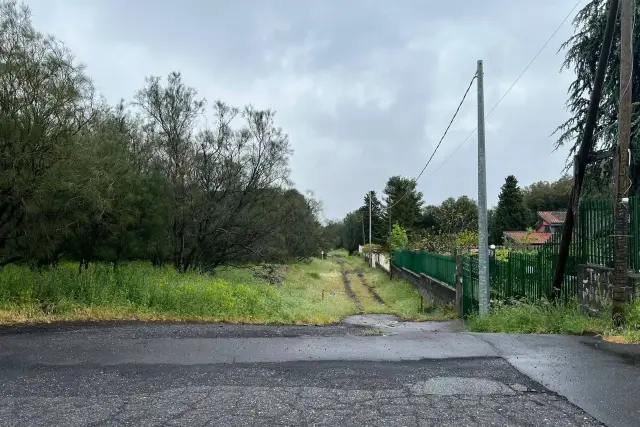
[
  {"left": 613, "top": 0, "right": 633, "bottom": 324},
  {"left": 552, "top": 0, "right": 620, "bottom": 293}
]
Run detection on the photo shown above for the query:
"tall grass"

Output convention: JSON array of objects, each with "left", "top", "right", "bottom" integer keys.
[
  {"left": 0, "top": 255, "right": 458, "bottom": 325},
  {"left": 0, "top": 262, "right": 281, "bottom": 322},
  {"left": 466, "top": 298, "right": 611, "bottom": 335}
]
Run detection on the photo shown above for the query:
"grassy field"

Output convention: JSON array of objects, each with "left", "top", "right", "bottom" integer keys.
[{"left": 0, "top": 251, "right": 455, "bottom": 325}]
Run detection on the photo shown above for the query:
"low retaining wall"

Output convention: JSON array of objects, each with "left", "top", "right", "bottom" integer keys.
[
  {"left": 390, "top": 264, "right": 456, "bottom": 307},
  {"left": 577, "top": 264, "right": 640, "bottom": 315},
  {"left": 364, "top": 253, "right": 390, "bottom": 273}
]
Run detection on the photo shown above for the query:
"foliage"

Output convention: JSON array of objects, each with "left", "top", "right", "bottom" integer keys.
[
  {"left": 361, "top": 243, "right": 384, "bottom": 254},
  {"left": 455, "top": 230, "right": 478, "bottom": 253},
  {"left": 490, "top": 175, "right": 528, "bottom": 244},
  {"left": 0, "top": 257, "right": 454, "bottom": 324},
  {"left": 557, "top": 0, "right": 640, "bottom": 195},
  {"left": 522, "top": 176, "right": 572, "bottom": 227},
  {"left": 360, "top": 191, "right": 387, "bottom": 245},
  {"left": 0, "top": 1, "right": 325, "bottom": 270},
  {"left": 432, "top": 196, "right": 478, "bottom": 234},
  {"left": 339, "top": 210, "right": 365, "bottom": 254},
  {"left": 388, "top": 224, "right": 408, "bottom": 252},
  {"left": 494, "top": 248, "right": 509, "bottom": 262},
  {"left": 383, "top": 176, "right": 423, "bottom": 231},
  {"left": 466, "top": 298, "right": 611, "bottom": 335}
]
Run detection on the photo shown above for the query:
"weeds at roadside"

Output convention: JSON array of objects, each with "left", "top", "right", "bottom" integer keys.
[{"left": 466, "top": 297, "right": 611, "bottom": 335}]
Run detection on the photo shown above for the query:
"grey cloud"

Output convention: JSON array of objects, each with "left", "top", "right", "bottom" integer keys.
[{"left": 24, "top": 0, "right": 579, "bottom": 220}]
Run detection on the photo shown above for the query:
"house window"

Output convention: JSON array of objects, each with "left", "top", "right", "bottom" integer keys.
[{"left": 544, "top": 225, "right": 550, "bottom": 233}]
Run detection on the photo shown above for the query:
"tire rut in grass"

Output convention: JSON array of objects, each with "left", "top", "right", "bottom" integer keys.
[
  {"left": 355, "top": 269, "right": 385, "bottom": 305},
  {"left": 337, "top": 261, "right": 362, "bottom": 311}
]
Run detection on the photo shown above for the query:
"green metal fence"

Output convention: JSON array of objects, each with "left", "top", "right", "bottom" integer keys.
[
  {"left": 398, "top": 196, "right": 640, "bottom": 316},
  {"left": 392, "top": 251, "right": 457, "bottom": 288},
  {"left": 578, "top": 197, "right": 640, "bottom": 272},
  {"left": 462, "top": 256, "right": 478, "bottom": 316}
]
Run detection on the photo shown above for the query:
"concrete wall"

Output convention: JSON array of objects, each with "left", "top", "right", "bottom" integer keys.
[
  {"left": 364, "top": 253, "right": 390, "bottom": 273},
  {"left": 577, "top": 264, "right": 640, "bottom": 315},
  {"left": 390, "top": 264, "right": 456, "bottom": 307}
]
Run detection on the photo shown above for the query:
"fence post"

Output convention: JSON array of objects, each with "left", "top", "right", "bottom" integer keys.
[{"left": 456, "top": 255, "right": 463, "bottom": 317}]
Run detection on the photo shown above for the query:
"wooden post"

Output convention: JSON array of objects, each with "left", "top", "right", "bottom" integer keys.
[{"left": 613, "top": 0, "right": 633, "bottom": 324}]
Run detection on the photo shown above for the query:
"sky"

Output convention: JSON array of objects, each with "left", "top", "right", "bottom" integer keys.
[{"left": 23, "top": 0, "right": 581, "bottom": 221}]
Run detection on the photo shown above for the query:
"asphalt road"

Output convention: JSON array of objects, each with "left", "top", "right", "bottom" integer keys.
[{"left": 0, "top": 316, "right": 638, "bottom": 427}]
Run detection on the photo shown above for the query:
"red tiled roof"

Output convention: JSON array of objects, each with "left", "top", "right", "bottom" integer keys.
[
  {"left": 503, "top": 231, "right": 552, "bottom": 245},
  {"left": 537, "top": 211, "right": 566, "bottom": 225}
]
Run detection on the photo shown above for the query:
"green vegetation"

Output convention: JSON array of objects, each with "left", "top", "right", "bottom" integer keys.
[
  {"left": 466, "top": 298, "right": 640, "bottom": 343},
  {"left": 0, "top": 254, "right": 454, "bottom": 325},
  {"left": 388, "top": 224, "right": 408, "bottom": 252},
  {"left": 466, "top": 300, "right": 610, "bottom": 335}
]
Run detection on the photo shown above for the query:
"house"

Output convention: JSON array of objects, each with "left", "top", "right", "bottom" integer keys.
[
  {"left": 502, "top": 211, "right": 566, "bottom": 246},
  {"left": 535, "top": 211, "right": 566, "bottom": 233}
]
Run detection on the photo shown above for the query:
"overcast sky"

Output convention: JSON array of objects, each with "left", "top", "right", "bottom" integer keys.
[{"left": 23, "top": 0, "right": 580, "bottom": 220}]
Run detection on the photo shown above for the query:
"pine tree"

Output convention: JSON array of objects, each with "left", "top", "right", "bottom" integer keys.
[
  {"left": 360, "top": 191, "right": 386, "bottom": 244},
  {"left": 557, "top": 0, "right": 640, "bottom": 195},
  {"left": 490, "top": 175, "right": 528, "bottom": 244},
  {"left": 382, "top": 176, "right": 423, "bottom": 232}
]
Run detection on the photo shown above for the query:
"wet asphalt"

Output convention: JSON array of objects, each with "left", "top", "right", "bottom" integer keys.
[{"left": 0, "top": 317, "right": 639, "bottom": 427}]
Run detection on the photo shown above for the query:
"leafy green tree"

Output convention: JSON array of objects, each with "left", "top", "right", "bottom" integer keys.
[
  {"left": 557, "top": 0, "right": 640, "bottom": 195},
  {"left": 388, "top": 224, "right": 408, "bottom": 252},
  {"left": 490, "top": 175, "right": 528, "bottom": 244},
  {"left": 0, "top": 0, "right": 95, "bottom": 266},
  {"left": 0, "top": 1, "right": 325, "bottom": 270},
  {"left": 419, "top": 205, "right": 440, "bottom": 232},
  {"left": 433, "top": 196, "right": 478, "bottom": 234},
  {"left": 522, "top": 176, "right": 572, "bottom": 226},
  {"left": 340, "top": 210, "right": 364, "bottom": 254},
  {"left": 383, "top": 176, "right": 423, "bottom": 232}
]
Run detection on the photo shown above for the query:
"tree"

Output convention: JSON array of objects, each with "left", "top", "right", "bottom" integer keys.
[
  {"left": 522, "top": 176, "right": 573, "bottom": 227},
  {"left": 433, "top": 196, "right": 478, "bottom": 234},
  {"left": 320, "top": 220, "right": 342, "bottom": 251},
  {"left": 388, "top": 224, "right": 408, "bottom": 252},
  {"left": 556, "top": 0, "right": 640, "bottom": 195},
  {"left": 383, "top": 176, "right": 423, "bottom": 232},
  {"left": 0, "top": 0, "right": 95, "bottom": 266},
  {"left": 360, "top": 191, "right": 386, "bottom": 245},
  {"left": 340, "top": 210, "right": 364, "bottom": 254},
  {"left": 490, "top": 175, "right": 528, "bottom": 244},
  {"left": 419, "top": 205, "right": 440, "bottom": 232},
  {"left": 0, "top": 1, "right": 325, "bottom": 271}
]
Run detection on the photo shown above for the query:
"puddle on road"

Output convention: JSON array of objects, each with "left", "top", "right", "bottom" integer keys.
[{"left": 343, "top": 314, "right": 462, "bottom": 335}]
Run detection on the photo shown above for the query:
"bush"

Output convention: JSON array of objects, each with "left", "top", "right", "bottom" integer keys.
[{"left": 388, "top": 224, "right": 408, "bottom": 252}]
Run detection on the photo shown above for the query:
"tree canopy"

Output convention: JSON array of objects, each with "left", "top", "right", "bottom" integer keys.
[
  {"left": 383, "top": 176, "right": 423, "bottom": 232},
  {"left": 0, "top": 1, "right": 324, "bottom": 270},
  {"left": 490, "top": 175, "right": 528, "bottom": 244},
  {"left": 557, "top": 0, "right": 640, "bottom": 195}
]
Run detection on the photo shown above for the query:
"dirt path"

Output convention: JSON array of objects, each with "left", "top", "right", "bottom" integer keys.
[
  {"left": 337, "top": 261, "right": 362, "bottom": 311},
  {"left": 355, "top": 270, "right": 385, "bottom": 305}
]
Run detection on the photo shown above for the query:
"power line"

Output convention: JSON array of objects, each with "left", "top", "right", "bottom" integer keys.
[
  {"left": 385, "top": 71, "right": 478, "bottom": 212},
  {"left": 426, "top": 0, "right": 583, "bottom": 177}
]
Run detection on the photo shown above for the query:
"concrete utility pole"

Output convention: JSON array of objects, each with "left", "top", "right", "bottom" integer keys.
[
  {"left": 369, "top": 192, "right": 373, "bottom": 267},
  {"left": 613, "top": 0, "right": 633, "bottom": 324},
  {"left": 476, "top": 60, "right": 490, "bottom": 318}
]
